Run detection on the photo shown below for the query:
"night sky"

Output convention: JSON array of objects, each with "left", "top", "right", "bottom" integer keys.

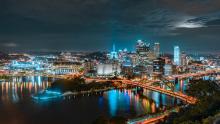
[{"left": 1, "top": 0, "right": 220, "bottom": 53}]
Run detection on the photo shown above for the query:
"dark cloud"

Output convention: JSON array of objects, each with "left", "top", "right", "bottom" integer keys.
[
  {"left": 206, "top": 19, "right": 220, "bottom": 26},
  {"left": 0, "top": 0, "right": 220, "bottom": 53}
]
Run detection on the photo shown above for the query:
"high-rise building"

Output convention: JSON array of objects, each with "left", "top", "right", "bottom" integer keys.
[
  {"left": 136, "top": 40, "right": 150, "bottom": 56},
  {"left": 110, "top": 44, "right": 118, "bottom": 59},
  {"left": 164, "top": 64, "right": 173, "bottom": 76},
  {"left": 118, "top": 48, "right": 128, "bottom": 63},
  {"left": 181, "top": 52, "right": 187, "bottom": 66},
  {"left": 153, "top": 58, "right": 165, "bottom": 74},
  {"left": 154, "top": 42, "right": 160, "bottom": 58},
  {"left": 174, "top": 46, "right": 181, "bottom": 66},
  {"left": 136, "top": 40, "right": 151, "bottom": 64}
]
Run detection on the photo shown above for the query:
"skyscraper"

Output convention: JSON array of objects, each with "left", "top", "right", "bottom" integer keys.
[
  {"left": 110, "top": 44, "right": 118, "bottom": 59},
  {"left": 181, "top": 51, "right": 187, "bottom": 66},
  {"left": 174, "top": 46, "right": 181, "bottom": 66},
  {"left": 136, "top": 40, "right": 151, "bottom": 64},
  {"left": 154, "top": 42, "right": 160, "bottom": 58},
  {"left": 153, "top": 57, "right": 165, "bottom": 74},
  {"left": 136, "top": 40, "right": 150, "bottom": 55}
]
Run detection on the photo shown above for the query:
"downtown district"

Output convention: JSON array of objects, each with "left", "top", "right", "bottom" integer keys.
[{"left": 0, "top": 40, "right": 219, "bottom": 82}]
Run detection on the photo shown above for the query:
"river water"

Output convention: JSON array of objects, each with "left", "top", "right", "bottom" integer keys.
[{"left": 0, "top": 76, "right": 184, "bottom": 124}]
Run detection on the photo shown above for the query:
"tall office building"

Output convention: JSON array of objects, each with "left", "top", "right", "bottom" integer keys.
[
  {"left": 153, "top": 58, "right": 165, "bottom": 74},
  {"left": 136, "top": 40, "right": 151, "bottom": 64},
  {"left": 174, "top": 46, "right": 181, "bottom": 66},
  {"left": 154, "top": 42, "right": 160, "bottom": 58},
  {"left": 181, "top": 52, "right": 187, "bottom": 66},
  {"left": 164, "top": 64, "right": 173, "bottom": 76},
  {"left": 136, "top": 40, "right": 150, "bottom": 55}
]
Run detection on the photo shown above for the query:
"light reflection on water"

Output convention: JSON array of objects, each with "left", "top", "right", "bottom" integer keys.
[
  {"left": 0, "top": 76, "right": 189, "bottom": 124},
  {"left": 103, "top": 88, "right": 179, "bottom": 117},
  {"left": 0, "top": 76, "right": 51, "bottom": 103}
]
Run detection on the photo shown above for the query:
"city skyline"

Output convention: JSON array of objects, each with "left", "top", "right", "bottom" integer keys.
[
  {"left": 1, "top": 0, "right": 220, "bottom": 53},
  {"left": 1, "top": 1, "right": 220, "bottom": 124}
]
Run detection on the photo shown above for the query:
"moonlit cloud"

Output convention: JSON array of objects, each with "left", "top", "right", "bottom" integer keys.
[
  {"left": 173, "top": 16, "right": 206, "bottom": 29},
  {"left": 175, "top": 22, "right": 205, "bottom": 28}
]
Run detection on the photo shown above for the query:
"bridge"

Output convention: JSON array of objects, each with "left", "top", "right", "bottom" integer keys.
[
  {"left": 82, "top": 69, "right": 218, "bottom": 105},
  {"left": 127, "top": 81, "right": 197, "bottom": 104},
  {"left": 65, "top": 69, "right": 218, "bottom": 123},
  {"left": 84, "top": 78, "right": 197, "bottom": 104},
  {"left": 165, "top": 69, "right": 220, "bottom": 80}
]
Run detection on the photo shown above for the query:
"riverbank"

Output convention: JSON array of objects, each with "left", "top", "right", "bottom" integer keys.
[{"left": 62, "top": 87, "right": 114, "bottom": 96}]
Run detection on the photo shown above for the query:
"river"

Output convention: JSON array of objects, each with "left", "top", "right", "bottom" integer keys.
[{"left": 0, "top": 76, "right": 183, "bottom": 124}]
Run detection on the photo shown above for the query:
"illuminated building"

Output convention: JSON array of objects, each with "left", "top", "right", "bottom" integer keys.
[
  {"left": 9, "top": 60, "right": 42, "bottom": 71},
  {"left": 136, "top": 40, "right": 152, "bottom": 64},
  {"left": 118, "top": 48, "right": 128, "bottom": 63},
  {"left": 110, "top": 44, "right": 118, "bottom": 59},
  {"left": 153, "top": 42, "right": 160, "bottom": 58},
  {"left": 136, "top": 40, "right": 150, "bottom": 57},
  {"left": 84, "top": 59, "right": 96, "bottom": 72},
  {"left": 153, "top": 58, "right": 165, "bottom": 74},
  {"left": 97, "top": 64, "right": 121, "bottom": 77},
  {"left": 51, "top": 62, "right": 82, "bottom": 75},
  {"left": 200, "top": 57, "right": 205, "bottom": 61},
  {"left": 145, "top": 65, "right": 153, "bottom": 75},
  {"left": 133, "top": 65, "right": 151, "bottom": 79},
  {"left": 133, "top": 65, "right": 144, "bottom": 78},
  {"left": 121, "top": 66, "right": 133, "bottom": 78},
  {"left": 181, "top": 52, "right": 187, "bottom": 66},
  {"left": 164, "top": 64, "right": 173, "bottom": 76},
  {"left": 130, "top": 53, "right": 138, "bottom": 66},
  {"left": 122, "top": 56, "right": 132, "bottom": 67},
  {"left": 174, "top": 46, "right": 181, "bottom": 66}
]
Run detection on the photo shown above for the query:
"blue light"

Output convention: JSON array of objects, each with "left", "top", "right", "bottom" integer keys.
[
  {"left": 174, "top": 46, "right": 181, "bottom": 65},
  {"left": 45, "top": 90, "right": 62, "bottom": 95},
  {"left": 108, "top": 90, "right": 118, "bottom": 116},
  {"left": 32, "top": 90, "right": 62, "bottom": 100},
  {"left": 152, "top": 91, "right": 160, "bottom": 105},
  {"left": 9, "top": 60, "right": 43, "bottom": 70}
]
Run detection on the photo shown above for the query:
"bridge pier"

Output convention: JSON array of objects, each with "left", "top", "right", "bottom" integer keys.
[
  {"left": 174, "top": 77, "right": 178, "bottom": 84},
  {"left": 137, "top": 87, "right": 143, "bottom": 93}
]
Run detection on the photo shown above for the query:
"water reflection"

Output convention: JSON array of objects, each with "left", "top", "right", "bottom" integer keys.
[
  {"left": 0, "top": 76, "right": 181, "bottom": 124},
  {"left": 103, "top": 88, "right": 177, "bottom": 117},
  {"left": 0, "top": 76, "right": 51, "bottom": 103}
]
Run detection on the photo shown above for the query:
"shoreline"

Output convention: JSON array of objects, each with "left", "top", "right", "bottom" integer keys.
[{"left": 62, "top": 87, "right": 115, "bottom": 96}]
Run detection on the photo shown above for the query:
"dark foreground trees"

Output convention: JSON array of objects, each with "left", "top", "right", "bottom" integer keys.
[
  {"left": 48, "top": 77, "right": 114, "bottom": 92},
  {"left": 164, "top": 80, "right": 220, "bottom": 124}
]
